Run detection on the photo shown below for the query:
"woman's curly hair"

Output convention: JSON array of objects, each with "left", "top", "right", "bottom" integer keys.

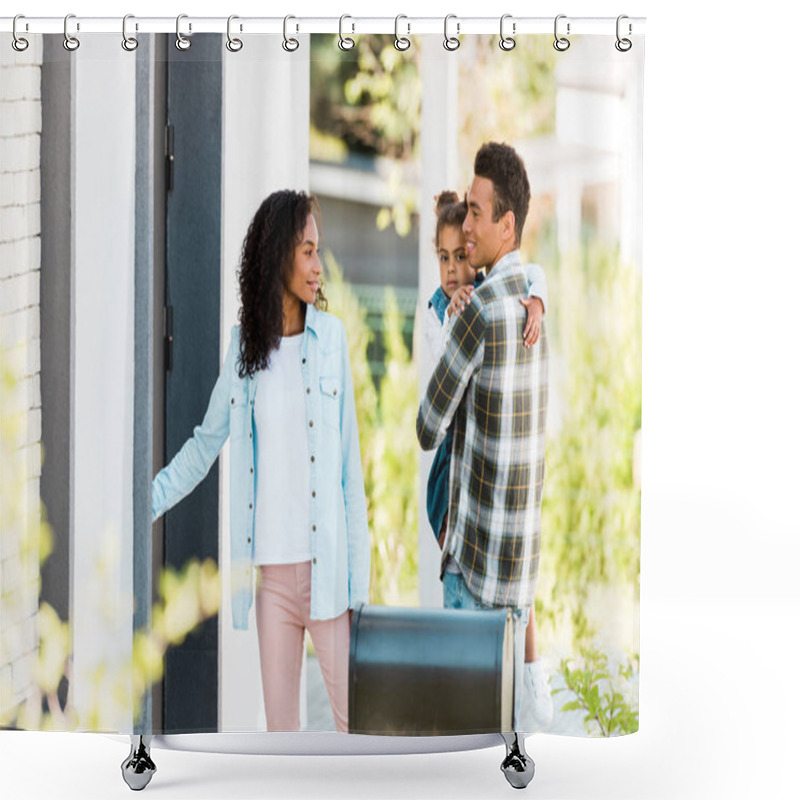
[{"left": 236, "top": 190, "right": 327, "bottom": 379}]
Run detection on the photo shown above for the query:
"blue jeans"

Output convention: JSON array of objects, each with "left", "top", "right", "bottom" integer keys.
[{"left": 442, "top": 570, "right": 528, "bottom": 732}]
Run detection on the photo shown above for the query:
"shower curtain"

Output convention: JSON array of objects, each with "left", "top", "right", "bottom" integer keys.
[{"left": 1, "top": 26, "right": 643, "bottom": 741}]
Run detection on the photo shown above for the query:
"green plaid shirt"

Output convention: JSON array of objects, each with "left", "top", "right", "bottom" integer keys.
[{"left": 416, "top": 250, "right": 548, "bottom": 610}]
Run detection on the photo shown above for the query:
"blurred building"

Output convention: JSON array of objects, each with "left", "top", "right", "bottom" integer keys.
[
  {"left": 310, "top": 154, "right": 419, "bottom": 377},
  {"left": 517, "top": 35, "right": 644, "bottom": 271}
]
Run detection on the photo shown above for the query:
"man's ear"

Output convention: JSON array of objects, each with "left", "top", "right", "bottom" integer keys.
[{"left": 502, "top": 210, "right": 516, "bottom": 244}]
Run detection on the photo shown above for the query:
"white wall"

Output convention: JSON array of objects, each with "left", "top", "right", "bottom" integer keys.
[
  {"left": 0, "top": 33, "right": 43, "bottom": 722},
  {"left": 219, "top": 35, "right": 310, "bottom": 732},
  {"left": 70, "top": 37, "right": 136, "bottom": 731}
]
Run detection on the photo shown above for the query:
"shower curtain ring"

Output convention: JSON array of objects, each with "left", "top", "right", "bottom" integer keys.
[
  {"left": 443, "top": 14, "right": 460, "bottom": 51},
  {"left": 553, "top": 14, "right": 570, "bottom": 52},
  {"left": 283, "top": 15, "right": 299, "bottom": 52},
  {"left": 499, "top": 14, "right": 516, "bottom": 51},
  {"left": 175, "top": 14, "right": 191, "bottom": 50},
  {"left": 226, "top": 15, "right": 243, "bottom": 52},
  {"left": 615, "top": 15, "right": 633, "bottom": 52},
  {"left": 12, "top": 15, "right": 29, "bottom": 52},
  {"left": 338, "top": 15, "right": 355, "bottom": 50},
  {"left": 394, "top": 15, "right": 411, "bottom": 51},
  {"left": 63, "top": 14, "right": 80, "bottom": 51},
  {"left": 122, "top": 14, "right": 138, "bottom": 51}
]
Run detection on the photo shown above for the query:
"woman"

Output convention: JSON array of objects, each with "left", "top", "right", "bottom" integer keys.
[{"left": 151, "top": 190, "right": 370, "bottom": 733}]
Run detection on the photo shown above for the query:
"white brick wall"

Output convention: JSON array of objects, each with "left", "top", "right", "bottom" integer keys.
[{"left": 1, "top": 35, "right": 44, "bottom": 725}]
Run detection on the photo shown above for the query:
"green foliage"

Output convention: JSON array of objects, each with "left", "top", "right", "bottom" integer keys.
[
  {"left": 310, "top": 32, "right": 555, "bottom": 173},
  {"left": 3, "top": 550, "right": 220, "bottom": 731},
  {"left": 539, "top": 246, "right": 642, "bottom": 642},
  {"left": 374, "top": 163, "right": 415, "bottom": 238},
  {"left": 310, "top": 35, "right": 420, "bottom": 238},
  {"left": 310, "top": 34, "right": 420, "bottom": 161},
  {"left": 343, "top": 37, "right": 421, "bottom": 161},
  {"left": 324, "top": 255, "right": 419, "bottom": 605},
  {"left": 556, "top": 646, "right": 639, "bottom": 737},
  {"left": 322, "top": 253, "right": 378, "bottom": 485},
  {"left": 368, "top": 290, "right": 419, "bottom": 605}
]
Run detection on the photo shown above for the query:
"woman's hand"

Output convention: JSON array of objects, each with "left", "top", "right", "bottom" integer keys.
[
  {"left": 446, "top": 285, "right": 474, "bottom": 317},
  {"left": 520, "top": 296, "right": 544, "bottom": 347}
]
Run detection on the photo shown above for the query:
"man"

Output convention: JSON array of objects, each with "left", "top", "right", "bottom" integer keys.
[{"left": 416, "top": 143, "right": 549, "bottom": 752}]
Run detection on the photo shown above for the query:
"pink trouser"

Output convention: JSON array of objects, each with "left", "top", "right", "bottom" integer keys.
[{"left": 255, "top": 562, "right": 350, "bottom": 733}]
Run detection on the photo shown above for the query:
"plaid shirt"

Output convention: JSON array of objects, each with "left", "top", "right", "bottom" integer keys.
[{"left": 416, "top": 250, "right": 548, "bottom": 610}]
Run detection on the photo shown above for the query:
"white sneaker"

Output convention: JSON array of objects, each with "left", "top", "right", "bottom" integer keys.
[{"left": 520, "top": 659, "right": 553, "bottom": 732}]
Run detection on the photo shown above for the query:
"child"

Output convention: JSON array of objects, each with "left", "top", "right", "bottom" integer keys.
[{"left": 425, "top": 190, "right": 553, "bottom": 733}]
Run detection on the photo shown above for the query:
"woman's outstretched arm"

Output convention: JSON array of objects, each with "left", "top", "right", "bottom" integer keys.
[{"left": 151, "top": 332, "right": 238, "bottom": 521}]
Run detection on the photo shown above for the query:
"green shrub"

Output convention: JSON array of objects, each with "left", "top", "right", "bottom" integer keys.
[
  {"left": 324, "top": 256, "right": 419, "bottom": 606},
  {"left": 556, "top": 646, "right": 639, "bottom": 737},
  {"left": 539, "top": 246, "right": 642, "bottom": 643}
]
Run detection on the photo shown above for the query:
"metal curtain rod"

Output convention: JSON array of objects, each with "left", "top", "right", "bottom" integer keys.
[{"left": 1, "top": 15, "right": 646, "bottom": 36}]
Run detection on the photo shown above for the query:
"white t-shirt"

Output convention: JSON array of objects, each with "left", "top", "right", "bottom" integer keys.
[{"left": 252, "top": 334, "right": 312, "bottom": 565}]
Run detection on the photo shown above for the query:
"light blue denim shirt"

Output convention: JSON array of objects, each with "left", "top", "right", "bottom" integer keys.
[{"left": 151, "top": 304, "right": 371, "bottom": 631}]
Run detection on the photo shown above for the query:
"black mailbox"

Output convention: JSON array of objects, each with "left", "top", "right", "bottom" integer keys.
[{"left": 348, "top": 604, "right": 514, "bottom": 736}]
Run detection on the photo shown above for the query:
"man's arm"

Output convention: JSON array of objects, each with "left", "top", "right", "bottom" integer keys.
[{"left": 416, "top": 297, "right": 485, "bottom": 451}]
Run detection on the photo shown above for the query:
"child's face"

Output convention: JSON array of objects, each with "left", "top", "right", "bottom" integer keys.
[{"left": 438, "top": 224, "right": 475, "bottom": 298}]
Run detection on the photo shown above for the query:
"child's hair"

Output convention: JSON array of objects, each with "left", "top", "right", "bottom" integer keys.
[{"left": 434, "top": 191, "right": 467, "bottom": 248}]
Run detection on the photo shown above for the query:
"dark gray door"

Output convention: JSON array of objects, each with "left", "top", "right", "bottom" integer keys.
[{"left": 163, "top": 34, "right": 223, "bottom": 734}]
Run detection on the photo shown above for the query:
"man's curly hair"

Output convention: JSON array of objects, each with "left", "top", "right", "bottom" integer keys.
[
  {"left": 236, "top": 190, "right": 327, "bottom": 379},
  {"left": 474, "top": 142, "right": 531, "bottom": 247}
]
